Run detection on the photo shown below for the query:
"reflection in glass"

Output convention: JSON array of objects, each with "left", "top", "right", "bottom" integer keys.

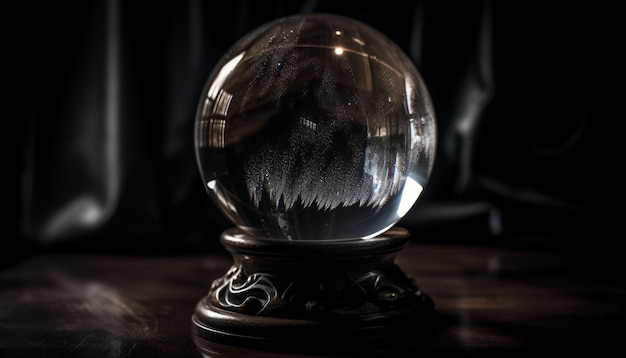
[{"left": 194, "top": 14, "right": 436, "bottom": 241}]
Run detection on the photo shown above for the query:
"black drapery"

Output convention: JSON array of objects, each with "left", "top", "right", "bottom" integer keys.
[{"left": 5, "top": 1, "right": 613, "bottom": 259}]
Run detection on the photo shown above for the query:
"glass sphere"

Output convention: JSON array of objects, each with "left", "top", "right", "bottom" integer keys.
[{"left": 194, "top": 13, "right": 436, "bottom": 241}]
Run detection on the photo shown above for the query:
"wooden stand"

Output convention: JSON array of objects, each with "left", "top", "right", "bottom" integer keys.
[{"left": 191, "top": 226, "right": 436, "bottom": 354}]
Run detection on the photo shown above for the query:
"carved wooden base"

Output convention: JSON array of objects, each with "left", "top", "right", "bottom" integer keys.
[{"left": 191, "top": 227, "right": 436, "bottom": 353}]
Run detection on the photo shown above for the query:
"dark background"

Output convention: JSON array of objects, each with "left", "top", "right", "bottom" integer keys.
[{"left": 3, "top": 1, "right": 617, "bottom": 267}]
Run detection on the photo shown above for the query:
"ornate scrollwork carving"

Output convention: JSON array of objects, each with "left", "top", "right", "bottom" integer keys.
[
  {"left": 210, "top": 262, "right": 425, "bottom": 317},
  {"left": 212, "top": 265, "right": 279, "bottom": 315}
]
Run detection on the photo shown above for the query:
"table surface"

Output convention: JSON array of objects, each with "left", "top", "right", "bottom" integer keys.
[{"left": 1, "top": 241, "right": 625, "bottom": 357}]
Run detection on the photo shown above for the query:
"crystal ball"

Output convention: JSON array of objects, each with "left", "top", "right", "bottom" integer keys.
[{"left": 194, "top": 13, "right": 437, "bottom": 241}]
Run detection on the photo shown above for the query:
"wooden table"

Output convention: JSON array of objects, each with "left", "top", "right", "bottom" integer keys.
[{"left": 1, "top": 241, "right": 624, "bottom": 357}]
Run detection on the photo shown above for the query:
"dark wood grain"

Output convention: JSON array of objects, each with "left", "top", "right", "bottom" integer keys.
[{"left": 1, "top": 242, "right": 624, "bottom": 357}]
